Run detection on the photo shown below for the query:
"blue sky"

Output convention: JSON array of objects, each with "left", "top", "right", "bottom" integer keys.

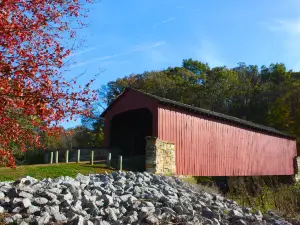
[{"left": 62, "top": 0, "right": 300, "bottom": 128}]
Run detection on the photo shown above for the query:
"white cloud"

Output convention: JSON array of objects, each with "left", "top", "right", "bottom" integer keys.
[
  {"left": 153, "top": 17, "right": 176, "bottom": 28},
  {"left": 69, "top": 47, "right": 97, "bottom": 57},
  {"left": 160, "top": 17, "right": 176, "bottom": 24},
  {"left": 123, "top": 41, "right": 166, "bottom": 54},
  {"left": 262, "top": 18, "right": 300, "bottom": 70},
  {"left": 146, "top": 48, "right": 168, "bottom": 64},
  {"left": 152, "top": 41, "right": 166, "bottom": 48},
  {"left": 262, "top": 19, "right": 300, "bottom": 34},
  {"left": 70, "top": 55, "right": 116, "bottom": 68},
  {"left": 71, "top": 41, "right": 166, "bottom": 68},
  {"left": 134, "top": 41, "right": 172, "bottom": 65},
  {"left": 196, "top": 40, "right": 224, "bottom": 67}
]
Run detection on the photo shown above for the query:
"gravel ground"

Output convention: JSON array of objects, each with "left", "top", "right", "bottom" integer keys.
[{"left": 0, "top": 171, "right": 295, "bottom": 224}]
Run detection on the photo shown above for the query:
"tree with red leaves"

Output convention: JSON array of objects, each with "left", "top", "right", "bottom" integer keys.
[{"left": 0, "top": 0, "right": 96, "bottom": 167}]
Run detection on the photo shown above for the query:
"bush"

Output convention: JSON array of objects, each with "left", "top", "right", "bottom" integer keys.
[
  {"left": 227, "top": 176, "right": 300, "bottom": 219},
  {"left": 14, "top": 150, "right": 45, "bottom": 165}
]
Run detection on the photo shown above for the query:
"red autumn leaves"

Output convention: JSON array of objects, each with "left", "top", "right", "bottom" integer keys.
[{"left": 0, "top": 0, "right": 95, "bottom": 167}]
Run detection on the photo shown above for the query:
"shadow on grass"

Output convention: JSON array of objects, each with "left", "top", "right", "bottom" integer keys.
[
  {"left": 80, "top": 164, "right": 107, "bottom": 169},
  {"left": 110, "top": 155, "right": 145, "bottom": 172}
]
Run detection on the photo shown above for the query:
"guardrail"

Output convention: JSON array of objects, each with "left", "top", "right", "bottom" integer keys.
[{"left": 46, "top": 149, "right": 123, "bottom": 171}]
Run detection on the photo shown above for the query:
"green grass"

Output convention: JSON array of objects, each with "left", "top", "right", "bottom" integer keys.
[
  {"left": 0, "top": 163, "right": 116, "bottom": 182},
  {"left": 180, "top": 176, "right": 198, "bottom": 184}
]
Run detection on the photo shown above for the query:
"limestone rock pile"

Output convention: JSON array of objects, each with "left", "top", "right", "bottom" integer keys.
[{"left": 0, "top": 172, "right": 292, "bottom": 224}]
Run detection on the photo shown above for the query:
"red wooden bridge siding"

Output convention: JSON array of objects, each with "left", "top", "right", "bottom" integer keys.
[
  {"left": 102, "top": 89, "right": 297, "bottom": 176},
  {"left": 158, "top": 105, "right": 297, "bottom": 176}
]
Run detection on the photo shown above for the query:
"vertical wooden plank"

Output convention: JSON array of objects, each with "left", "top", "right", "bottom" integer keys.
[
  {"left": 50, "top": 152, "right": 53, "bottom": 164},
  {"left": 107, "top": 153, "right": 111, "bottom": 168},
  {"left": 184, "top": 113, "right": 187, "bottom": 175},
  {"left": 90, "top": 150, "right": 94, "bottom": 165},
  {"left": 180, "top": 111, "right": 183, "bottom": 175},
  {"left": 65, "top": 150, "right": 69, "bottom": 163},
  {"left": 224, "top": 125, "right": 228, "bottom": 176},
  {"left": 192, "top": 115, "right": 196, "bottom": 175},
  {"left": 179, "top": 111, "right": 183, "bottom": 175},
  {"left": 204, "top": 119, "right": 208, "bottom": 176},
  {"left": 55, "top": 151, "right": 58, "bottom": 164},
  {"left": 188, "top": 115, "right": 192, "bottom": 175},
  {"left": 183, "top": 112, "right": 186, "bottom": 175},
  {"left": 175, "top": 111, "right": 178, "bottom": 175},
  {"left": 177, "top": 111, "right": 180, "bottom": 175},
  {"left": 196, "top": 118, "right": 200, "bottom": 176},
  {"left": 158, "top": 108, "right": 161, "bottom": 138},
  {"left": 118, "top": 155, "right": 123, "bottom": 171}
]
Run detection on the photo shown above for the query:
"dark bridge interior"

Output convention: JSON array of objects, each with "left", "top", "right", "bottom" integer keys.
[{"left": 110, "top": 108, "right": 153, "bottom": 157}]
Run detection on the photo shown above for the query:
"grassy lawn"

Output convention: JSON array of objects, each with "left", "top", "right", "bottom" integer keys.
[{"left": 0, "top": 162, "right": 116, "bottom": 182}]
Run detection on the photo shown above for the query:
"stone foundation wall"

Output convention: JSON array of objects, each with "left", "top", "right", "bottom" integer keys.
[
  {"left": 145, "top": 137, "right": 175, "bottom": 175},
  {"left": 295, "top": 156, "right": 300, "bottom": 182}
]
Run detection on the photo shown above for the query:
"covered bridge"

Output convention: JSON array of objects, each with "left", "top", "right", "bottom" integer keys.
[{"left": 101, "top": 88, "right": 297, "bottom": 176}]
